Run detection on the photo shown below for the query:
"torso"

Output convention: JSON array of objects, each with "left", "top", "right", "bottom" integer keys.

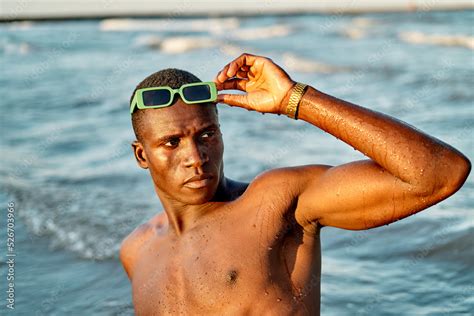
[{"left": 129, "top": 177, "right": 322, "bottom": 315}]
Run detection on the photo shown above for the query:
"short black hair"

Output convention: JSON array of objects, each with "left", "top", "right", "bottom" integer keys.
[{"left": 130, "top": 68, "right": 218, "bottom": 141}]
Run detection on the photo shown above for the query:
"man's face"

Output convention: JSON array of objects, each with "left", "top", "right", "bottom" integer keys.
[{"left": 134, "top": 98, "right": 223, "bottom": 205}]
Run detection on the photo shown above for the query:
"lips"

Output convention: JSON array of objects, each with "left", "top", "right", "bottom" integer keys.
[{"left": 183, "top": 174, "right": 213, "bottom": 189}]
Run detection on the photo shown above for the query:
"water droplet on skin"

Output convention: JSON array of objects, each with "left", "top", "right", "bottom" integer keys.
[
  {"left": 264, "top": 291, "right": 269, "bottom": 296},
  {"left": 277, "top": 298, "right": 282, "bottom": 302},
  {"left": 268, "top": 247, "right": 273, "bottom": 251}
]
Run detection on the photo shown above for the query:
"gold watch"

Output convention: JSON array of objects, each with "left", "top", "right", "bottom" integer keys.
[{"left": 285, "top": 82, "right": 307, "bottom": 120}]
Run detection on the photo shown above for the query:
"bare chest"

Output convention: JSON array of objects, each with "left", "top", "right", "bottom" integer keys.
[
  {"left": 131, "top": 209, "right": 321, "bottom": 314},
  {"left": 132, "top": 224, "right": 266, "bottom": 311}
]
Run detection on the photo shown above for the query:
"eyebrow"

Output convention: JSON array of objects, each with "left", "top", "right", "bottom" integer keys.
[{"left": 156, "top": 123, "right": 219, "bottom": 143}]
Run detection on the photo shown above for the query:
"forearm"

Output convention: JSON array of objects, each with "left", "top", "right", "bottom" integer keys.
[{"left": 296, "top": 86, "right": 471, "bottom": 192}]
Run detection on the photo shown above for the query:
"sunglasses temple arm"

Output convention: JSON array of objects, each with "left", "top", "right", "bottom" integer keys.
[{"left": 130, "top": 94, "right": 138, "bottom": 114}]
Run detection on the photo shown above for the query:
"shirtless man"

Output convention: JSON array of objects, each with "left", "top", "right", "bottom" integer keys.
[{"left": 120, "top": 53, "right": 470, "bottom": 315}]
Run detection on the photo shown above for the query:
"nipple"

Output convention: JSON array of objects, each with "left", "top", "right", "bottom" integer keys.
[{"left": 226, "top": 269, "right": 238, "bottom": 285}]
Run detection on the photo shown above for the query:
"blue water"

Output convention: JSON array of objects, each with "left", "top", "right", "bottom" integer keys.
[{"left": 1, "top": 11, "right": 473, "bottom": 315}]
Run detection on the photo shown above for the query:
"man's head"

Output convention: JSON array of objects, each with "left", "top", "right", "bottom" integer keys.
[{"left": 130, "top": 69, "right": 223, "bottom": 205}]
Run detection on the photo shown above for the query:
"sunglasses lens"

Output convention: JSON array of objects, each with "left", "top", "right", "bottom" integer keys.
[
  {"left": 182, "top": 84, "right": 211, "bottom": 102},
  {"left": 142, "top": 89, "right": 171, "bottom": 106}
]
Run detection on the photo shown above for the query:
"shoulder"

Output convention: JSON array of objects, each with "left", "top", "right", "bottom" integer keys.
[{"left": 119, "top": 212, "right": 167, "bottom": 280}]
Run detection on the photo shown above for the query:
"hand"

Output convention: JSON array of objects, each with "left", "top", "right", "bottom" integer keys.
[{"left": 214, "top": 53, "right": 296, "bottom": 115}]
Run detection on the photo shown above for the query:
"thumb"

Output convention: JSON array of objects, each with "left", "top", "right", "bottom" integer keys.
[{"left": 217, "top": 93, "right": 252, "bottom": 110}]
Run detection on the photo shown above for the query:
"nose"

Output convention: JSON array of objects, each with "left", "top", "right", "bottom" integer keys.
[{"left": 183, "top": 139, "right": 209, "bottom": 168}]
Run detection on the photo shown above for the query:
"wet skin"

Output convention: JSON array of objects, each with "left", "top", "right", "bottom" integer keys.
[
  {"left": 121, "top": 54, "right": 471, "bottom": 315},
  {"left": 122, "top": 100, "right": 321, "bottom": 315}
]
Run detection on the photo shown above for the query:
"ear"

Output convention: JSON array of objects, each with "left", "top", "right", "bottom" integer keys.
[{"left": 131, "top": 140, "right": 148, "bottom": 169}]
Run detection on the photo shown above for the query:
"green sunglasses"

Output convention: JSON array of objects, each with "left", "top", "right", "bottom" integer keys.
[{"left": 130, "top": 81, "right": 217, "bottom": 114}]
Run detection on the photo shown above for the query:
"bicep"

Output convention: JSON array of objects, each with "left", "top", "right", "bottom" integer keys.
[{"left": 295, "top": 159, "right": 441, "bottom": 230}]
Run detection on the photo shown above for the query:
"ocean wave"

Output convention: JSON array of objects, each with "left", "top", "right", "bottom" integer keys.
[
  {"left": 352, "top": 17, "right": 376, "bottom": 28},
  {"left": 1, "top": 38, "right": 32, "bottom": 55},
  {"left": 6, "top": 21, "right": 34, "bottom": 30},
  {"left": 425, "top": 228, "right": 474, "bottom": 264},
  {"left": 3, "top": 180, "right": 151, "bottom": 261},
  {"left": 159, "top": 36, "right": 218, "bottom": 54},
  {"left": 400, "top": 225, "right": 474, "bottom": 267},
  {"left": 133, "top": 25, "right": 292, "bottom": 54},
  {"left": 399, "top": 31, "right": 474, "bottom": 50},
  {"left": 218, "top": 44, "right": 257, "bottom": 57},
  {"left": 100, "top": 17, "right": 239, "bottom": 33},
  {"left": 340, "top": 28, "right": 367, "bottom": 40},
  {"left": 282, "top": 53, "right": 349, "bottom": 73},
  {"left": 134, "top": 35, "right": 219, "bottom": 53},
  {"left": 339, "top": 17, "right": 377, "bottom": 40},
  {"left": 134, "top": 34, "right": 163, "bottom": 49},
  {"left": 219, "top": 24, "right": 293, "bottom": 41}
]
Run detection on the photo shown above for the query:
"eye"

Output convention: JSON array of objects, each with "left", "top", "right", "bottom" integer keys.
[
  {"left": 201, "top": 130, "right": 216, "bottom": 139},
  {"left": 164, "top": 138, "right": 180, "bottom": 148}
]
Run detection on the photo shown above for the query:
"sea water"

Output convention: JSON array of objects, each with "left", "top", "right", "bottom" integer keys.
[{"left": 0, "top": 11, "right": 472, "bottom": 315}]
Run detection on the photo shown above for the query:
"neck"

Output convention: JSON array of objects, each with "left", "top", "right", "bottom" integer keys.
[{"left": 157, "top": 176, "right": 238, "bottom": 236}]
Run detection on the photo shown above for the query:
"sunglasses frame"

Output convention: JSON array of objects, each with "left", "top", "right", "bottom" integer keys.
[{"left": 130, "top": 81, "right": 217, "bottom": 114}]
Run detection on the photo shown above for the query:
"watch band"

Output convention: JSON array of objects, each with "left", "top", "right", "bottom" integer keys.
[{"left": 285, "top": 82, "right": 307, "bottom": 120}]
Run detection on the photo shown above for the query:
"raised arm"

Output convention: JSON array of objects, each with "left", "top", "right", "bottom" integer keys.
[{"left": 215, "top": 53, "right": 471, "bottom": 230}]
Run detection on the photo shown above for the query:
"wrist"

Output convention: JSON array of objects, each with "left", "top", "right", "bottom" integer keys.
[{"left": 279, "top": 81, "right": 297, "bottom": 115}]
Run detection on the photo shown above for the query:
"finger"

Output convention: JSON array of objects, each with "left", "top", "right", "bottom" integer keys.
[
  {"left": 218, "top": 68, "right": 247, "bottom": 81},
  {"left": 217, "top": 93, "right": 252, "bottom": 110},
  {"left": 215, "top": 64, "right": 231, "bottom": 83},
  {"left": 226, "top": 53, "right": 257, "bottom": 78},
  {"left": 215, "top": 78, "right": 247, "bottom": 91},
  {"left": 215, "top": 53, "right": 257, "bottom": 83},
  {"left": 236, "top": 70, "right": 248, "bottom": 79}
]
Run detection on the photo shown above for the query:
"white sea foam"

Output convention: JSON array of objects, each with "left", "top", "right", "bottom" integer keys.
[
  {"left": 133, "top": 34, "right": 163, "bottom": 49},
  {"left": 282, "top": 53, "right": 348, "bottom": 73},
  {"left": 100, "top": 17, "right": 239, "bottom": 32},
  {"left": 341, "top": 28, "right": 367, "bottom": 40},
  {"left": 7, "top": 20, "right": 34, "bottom": 30},
  {"left": 132, "top": 25, "right": 293, "bottom": 54},
  {"left": 135, "top": 35, "right": 219, "bottom": 53},
  {"left": 220, "top": 24, "right": 293, "bottom": 40},
  {"left": 339, "top": 17, "right": 376, "bottom": 39},
  {"left": 352, "top": 17, "right": 375, "bottom": 28},
  {"left": 1, "top": 39, "right": 32, "bottom": 54},
  {"left": 219, "top": 44, "right": 251, "bottom": 56},
  {"left": 399, "top": 31, "right": 474, "bottom": 50},
  {"left": 160, "top": 36, "right": 218, "bottom": 53}
]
